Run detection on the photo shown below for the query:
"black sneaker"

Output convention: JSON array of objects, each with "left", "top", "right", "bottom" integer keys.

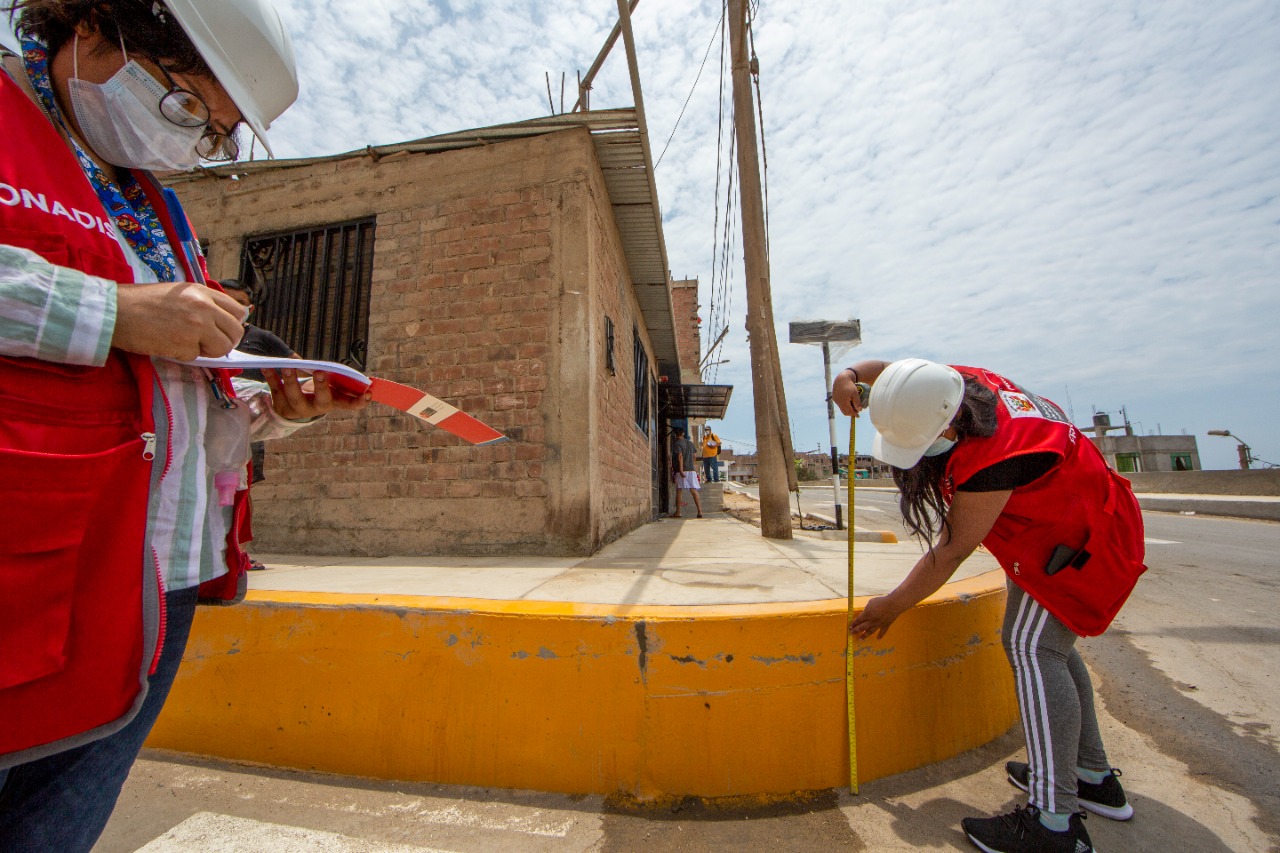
[
  {"left": 1007, "top": 760, "right": 1134, "bottom": 821},
  {"left": 963, "top": 805, "right": 1094, "bottom": 853}
]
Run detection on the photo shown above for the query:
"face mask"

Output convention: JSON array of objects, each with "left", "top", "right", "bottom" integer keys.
[
  {"left": 67, "top": 35, "right": 204, "bottom": 171},
  {"left": 922, "top": 435, "right": 957, "bottom": 457}
]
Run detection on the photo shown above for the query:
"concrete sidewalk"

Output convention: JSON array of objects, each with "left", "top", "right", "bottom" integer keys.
[
  {"left": 1133, "top": 491, "right": 1280, "bottom": 522},
  {"left": 248, "top": 511, "right": 990, "bottom": 603},
  {"left": 800, "top": 491, "right": 1280, "bottom": 526},
  {"left": 731, "top": 480, "right": 1280, "bottom": 523},
  {"left": 832, "top": 483, "right": 1280, "bottom": 523}
]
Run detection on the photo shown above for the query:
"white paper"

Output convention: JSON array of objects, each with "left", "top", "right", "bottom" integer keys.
[{"left": 170, "top": 350, "right": 372, "bottom": 387}]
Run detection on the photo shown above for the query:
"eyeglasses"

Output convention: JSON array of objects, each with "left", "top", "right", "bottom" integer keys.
[{"left": 155, "top": 65, "right": 240, "bottom": 162}]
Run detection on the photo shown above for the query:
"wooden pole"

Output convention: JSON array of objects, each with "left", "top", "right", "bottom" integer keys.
[
  {"left": 728, "top": 0, "right": 791, "bottom": 539},
  {"left": 573, "top": 0, "right": 643, "bottom": 113}
]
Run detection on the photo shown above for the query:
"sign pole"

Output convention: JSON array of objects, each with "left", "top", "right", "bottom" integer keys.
[{"left": 823, "top": 342, "right": 844, "bottom": 529}]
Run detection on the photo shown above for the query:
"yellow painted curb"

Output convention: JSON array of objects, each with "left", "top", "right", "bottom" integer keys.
[{"left": 148, "top": 570, "right": 1018, "bottom": 797}]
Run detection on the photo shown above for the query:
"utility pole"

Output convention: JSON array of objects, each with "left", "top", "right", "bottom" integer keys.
[{"left": 728, "top": 0, "right": 792, "bottom": 539}]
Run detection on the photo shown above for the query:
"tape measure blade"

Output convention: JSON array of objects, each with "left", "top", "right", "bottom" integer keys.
[
  {"left": 847, "top": 416, "right": 859, "bottom": 794},
  {"left": 368, "top": 378, "right": 507, "bottom": 445}
]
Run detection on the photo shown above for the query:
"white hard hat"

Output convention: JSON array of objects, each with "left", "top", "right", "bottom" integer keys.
[
  {"left": 869, "top": 359, "right": 965, "bottom": 469},
  {"left": 164, "top": 0, "right": 298, "bottom": 158}
]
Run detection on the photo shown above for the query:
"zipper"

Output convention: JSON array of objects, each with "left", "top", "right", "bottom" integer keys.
[
  {"left": 148, "top": 547, "right": 167, "bottom": 676},
  {"left": 148, "top": 371, "right": 174, "bottom": 669},
  {"left": 141, "top": 431, "right": 156, "bottom": 460},
  {"left": 156, "top": 374, "right": 174, "bottom": 478}
]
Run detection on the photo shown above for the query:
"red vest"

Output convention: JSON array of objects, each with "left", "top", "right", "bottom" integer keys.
[
  {"left": 0, "top": 68, "right": 244, "bottom": 765},
  {"left": 941, "top": 367, "right": 1146, "bottom": 636}
]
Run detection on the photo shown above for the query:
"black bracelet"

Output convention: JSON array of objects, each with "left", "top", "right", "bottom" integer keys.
[{"left": 849, "top": 367, "right": 860, "bottom": 384}]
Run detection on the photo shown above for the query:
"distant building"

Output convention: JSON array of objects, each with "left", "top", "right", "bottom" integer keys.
[
  {"left": 1082, "top": 412, "right": 1200, "bottom": 473},
  {"left": 851, "top": 453, "right": 890, "bottom": 479},
  {"left": 796, "top": 450, "right": 834, "bottom": 480},
  {"left": 722, "top": 449, "right": 756, "bottom": 482}
]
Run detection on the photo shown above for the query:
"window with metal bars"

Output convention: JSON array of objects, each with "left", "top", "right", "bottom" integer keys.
[
  {"left": 605, "top": 316, "right": 616, "bottom": 375},
  {"left": 238, "top": 218, "right": 376, "bottom": 370},
  {"left": 633, "top": 326, "right": 650, "bottom": 434}
]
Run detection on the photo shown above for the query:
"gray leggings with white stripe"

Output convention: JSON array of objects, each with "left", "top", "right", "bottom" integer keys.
[{"left": 1002, "top": 579, "right": 1111, "bottom": 815}]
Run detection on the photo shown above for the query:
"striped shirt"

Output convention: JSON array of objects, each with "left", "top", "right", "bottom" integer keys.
[
  {"left": 2, "top": 50, "right": 310, "bottom": 591},
  {"left": 1, "top": 243, "right": 307, "bottom": 591}
]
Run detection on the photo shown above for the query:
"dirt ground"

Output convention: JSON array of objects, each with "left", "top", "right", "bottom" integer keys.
[
  {"left": 720, "top": 488, "right": 763, "bottom": 525},
  {"left": 720, "top": 488, "right": 839, "bottom": 536}
]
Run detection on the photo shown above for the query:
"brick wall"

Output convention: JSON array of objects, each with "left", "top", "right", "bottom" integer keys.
[
  {"left": 589, "top": 198, "right": 657, "bottom": 542},
  {"left": 671, "top": 278, "right": 702, "bottom": 385},
  {"left": 171, "top": 129, "right": 658, "bottom": 556}
]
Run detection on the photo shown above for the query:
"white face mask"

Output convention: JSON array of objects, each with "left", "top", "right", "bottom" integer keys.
[
  {"left": 67, "top": 34, "right": 204, "bottom": 171},
  {"left": 922, "top": 434, "right": 957, "bottom": 457}
]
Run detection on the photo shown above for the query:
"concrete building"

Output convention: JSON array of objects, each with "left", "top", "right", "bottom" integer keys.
[
  {"left": 169, "top": 112, "right": 698, "bottom": 557},
  {"left": 1083, "top": 412, "right": 1201, "bottom": 473}
]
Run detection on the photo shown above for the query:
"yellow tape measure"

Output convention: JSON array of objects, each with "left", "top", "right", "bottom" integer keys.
[
  {"left": 846, "top": 383, "right": 869, "bottom": 793},
  {"left": 846, "top": 413, "right": 858, "bottom": 794}
]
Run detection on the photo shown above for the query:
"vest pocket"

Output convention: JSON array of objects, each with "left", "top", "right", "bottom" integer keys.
[
  {"left": 0, "top": 353, "right": 142, "bottom": 442},
  {"left": 0, "top": 438, "right": 146, "bottom": 690}
]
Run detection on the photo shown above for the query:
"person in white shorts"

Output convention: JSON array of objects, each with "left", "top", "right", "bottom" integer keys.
[{"left": 669, "top": 428, "right": 703, "bottom": 518}]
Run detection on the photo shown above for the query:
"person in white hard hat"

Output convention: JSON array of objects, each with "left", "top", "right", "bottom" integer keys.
[
  {"left": 833, "top": 359, "right": 1147, "bottom": 853},
  {"left": 0, "top": 2, "right": 367, "bottom": 849}
]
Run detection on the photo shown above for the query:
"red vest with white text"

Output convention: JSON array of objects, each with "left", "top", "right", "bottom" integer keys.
[
  {"left": 0, "top": 67, "right": 244, "bottom": 766},
  {"left": 940, "top": 366, "right": 1147, "bottom": 636}
]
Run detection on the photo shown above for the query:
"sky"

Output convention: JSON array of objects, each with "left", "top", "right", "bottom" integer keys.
[{"left": 7, "top": 1, "right": 1278, "bottom": 470}]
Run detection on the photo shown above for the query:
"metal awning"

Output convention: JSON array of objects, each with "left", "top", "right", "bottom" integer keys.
[{"left": 659, "top": 383, "right": 733, "bottom": 420}]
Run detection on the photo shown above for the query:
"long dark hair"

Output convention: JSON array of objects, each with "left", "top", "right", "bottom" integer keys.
[
  {"left": 6, "top": 0, "right": 211, "bottom": 76},
  {"left": 892, "top": 379, "right": 998, "bottom": 547}
]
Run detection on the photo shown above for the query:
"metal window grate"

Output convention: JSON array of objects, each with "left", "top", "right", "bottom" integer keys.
[
  {"left": 633, "top": 326, "right": 650, "bottom": 434},
  {"left": 605, "top": 316, "right": 616, "bottom": 375},
  {"left": 239, "top": 218, "right": 376, "bottom": 370}
]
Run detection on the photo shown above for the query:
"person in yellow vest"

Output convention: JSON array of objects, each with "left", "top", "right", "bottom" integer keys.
[{"left": 701, "top": 427, "right": 722, "bottom": 482}]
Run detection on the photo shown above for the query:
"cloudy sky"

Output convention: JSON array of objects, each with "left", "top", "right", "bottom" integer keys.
[{"left": 7, "top": 1, "right": 1278, "bottom": 470}]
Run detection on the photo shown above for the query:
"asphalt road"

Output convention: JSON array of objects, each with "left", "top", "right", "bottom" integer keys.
[
  {"left": 1086, "top": 510, "right": 1280, "bottom": 845},
  {"left": 698, "top": 484, "right": 1280, "bottom": 846},
  {"left": 92, "top": 502, "right": 1280, "bottom": 852}
]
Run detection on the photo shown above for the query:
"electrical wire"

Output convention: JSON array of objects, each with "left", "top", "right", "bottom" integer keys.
[
  {"left": 704, "top": 3, "right": 725, "bottom": 348},
  {"left": 703, "top": 0, "right": 770, "bottom": 387},
  {"left": 655, "top": 7, "right": 724, "bottom": 170},
  {"left": 704, "top": 0, "right": 732, "bottom": 376},
  {"left": 710, "top": 155, "right": 738, "bottom": 385}
]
